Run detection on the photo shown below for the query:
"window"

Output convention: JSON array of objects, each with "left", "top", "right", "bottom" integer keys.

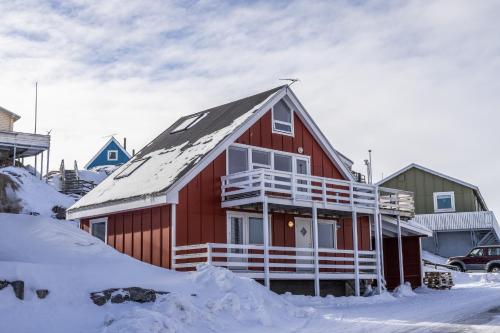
[
  {"left": 433, "top": 191, "right": 455, "bottom": 212},
  {"left": 228, "top": 146, "right": 248, "bottom": 174},
  {"left": 272, "top": 99, "right": 293, "bottom": 135},
  {"left": 114, "top": 157, "right": 150, "bottom": 179},
  {"left": 488, "top": 247, "right": 500, "bottom": 256},
  {"left": 90, "top": 218, "right": 107, "bottom": 243},
  {"left": 318, "top": 221, "right": 337, "bottom": 248},
  {"left": 107, "top": 150, "right": 118, "bottom": 161},
  {"left": 251, "top": 149, "right": 271, "bottom": 169},
  {"left": 468, "top": 248, "right": 483, "bottom": 257},
  {"left": 227, "top": 212, "right": 271, "bottom": 245},
  {"left": 170, "top": 112, "right": 208, "bottom": 134}
]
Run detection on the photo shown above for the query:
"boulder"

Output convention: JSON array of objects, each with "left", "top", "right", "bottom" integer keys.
[
  {"left": 0, "top": 280, "right": 8, "bottom": 290},
  {"left": 10, "top": 281, "right": 24, "bottom": 300},
  {"left": 90, "top": 287, "right": 169, "bottom": 306},
  {"left": 36, "top": 289, "right": 49, "bottom": 299}
]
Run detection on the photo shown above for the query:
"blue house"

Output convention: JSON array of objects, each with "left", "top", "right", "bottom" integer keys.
[{"left": 84, "top": 137, "right": 131, "bottom": 170}]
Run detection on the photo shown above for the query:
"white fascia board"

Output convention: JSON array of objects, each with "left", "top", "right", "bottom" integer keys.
[
  {"left": 166, "top": 87, "right": 288, "bottom": 195},
  {"left": 66, "top": 194, "right": 168, "bottom": 220},
  {"left": 285, "top": 88, "right": 355, "bottom": 181}
]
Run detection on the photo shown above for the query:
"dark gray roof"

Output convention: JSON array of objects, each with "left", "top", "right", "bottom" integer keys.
[
  {"left": 69, "top": 86, "right": 286, "bottom": 212},
  {"left": 137, "top": 85, "right": 285, "bottom": 160}
]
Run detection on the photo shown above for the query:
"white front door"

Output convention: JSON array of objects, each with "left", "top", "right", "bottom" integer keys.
[{"left": 295, "top": 217, "right": 313, "bottom": 248}]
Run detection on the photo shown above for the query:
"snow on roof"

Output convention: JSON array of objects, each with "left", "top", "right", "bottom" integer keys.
[
  {"left": 69, "top": 86, "right": 285, "bottom": 212},
  {"left": 0, "top": 106, "right": 21, "bottom": 121},
  {"left": 413, "top": 211, "right": 500, "bottom": 234}
]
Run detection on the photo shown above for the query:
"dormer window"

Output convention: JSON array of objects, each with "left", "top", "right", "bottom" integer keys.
[
  {"left": 272, "top": 99, "right": 293, "bottom": 135},
  {"left": 170, "top": 112, "right": 208, "bottom": 134}
]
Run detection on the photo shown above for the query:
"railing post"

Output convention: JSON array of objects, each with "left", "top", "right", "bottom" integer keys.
[
  {"left": 349, "top": 182, "right": 354, "bottom": 207},
  {"left": 263, "top": 197, "right": 270, "bottom": 289},
  {"left": 12, "top": 144, "right": 16, "bottom": 166},
  {"left": 397, "top": 215, "right": 405, "bottom": 287},
  {"left": 171, "top": 203, "right": 177, "bottom": 270},
  {"left": 322, "top": 178, "right": 327, "bottom": 208},
  {"left": 352, "top": 207, "right": 360, "bottom": 296},
  {"left": 260, "top": 169, "right": 266, "bottom": 201},
  {"left": 207, "top": 243, "right": 212, "bottom": 265},
  {"left": 312, "top": 202, "right": 320, "bottom": 296},
  {"left": 374, "top": 188, "right": 383, "bottom": 294},
  {"left": 292, "top": 172, "right": 296, "bottom": 204}
]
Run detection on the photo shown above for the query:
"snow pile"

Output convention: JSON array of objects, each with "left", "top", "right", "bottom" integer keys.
[
  {"left": 0, "top": 167, "right": 75, "bottom": 217},
  {"left": 422, "top": 250, "right": 448, "bottom": 265},
  {"left": 392, "top": 283, "right": 416, "bottom": 298},
  {"left": 0, "top": 213, "right": 309, "bottom": 333}
]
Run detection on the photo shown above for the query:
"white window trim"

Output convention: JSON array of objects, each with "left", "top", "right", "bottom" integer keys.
[
  {"left": 107, "top": 150, "right": 119, "bottom": 161},
  {"left": 433, "top": 191, "right": 456, "bottom": 213},
  {"left": 226, "top": 211, "right": 272, "bottom": 245},
  {"left": 90, "top": 217, "right": 108, "bottom": 244},
  {"left": 272, "top": 99, "right": 295, "bottom": 136},
  {"left": 227, "top": 143, "right": 311, "bottom": 175}
]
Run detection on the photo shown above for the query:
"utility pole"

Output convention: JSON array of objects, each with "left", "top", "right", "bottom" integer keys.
[{"left": 34, "top": 82, "right": 38, "bottom": 175}]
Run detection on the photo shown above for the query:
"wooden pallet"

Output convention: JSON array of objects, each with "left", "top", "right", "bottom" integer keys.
[{"left": 424, "top": 271, "right": 454, "bottom": 290}]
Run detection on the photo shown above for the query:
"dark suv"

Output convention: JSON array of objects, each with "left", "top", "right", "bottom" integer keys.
[{"left": 447, "top": 246, "right": 500, "bottom": 272}]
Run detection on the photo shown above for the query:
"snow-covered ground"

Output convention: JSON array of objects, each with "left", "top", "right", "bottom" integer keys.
[{"left": 1, "top": 213, "right": 499, "bottom": 333}]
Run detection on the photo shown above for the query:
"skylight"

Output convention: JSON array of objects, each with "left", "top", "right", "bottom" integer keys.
[
  {"left": 114, "top": 157, "right": 150, "bottom": 179},
  {"left": 170, "top": 112, "right": 208, "bottom": 133}
]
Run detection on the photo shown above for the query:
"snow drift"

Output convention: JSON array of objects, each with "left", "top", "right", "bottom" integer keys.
[
  {"left": 0, "top": 213, "right": 309, "bottom": 333},
  {"left": 0, "top": 167, "right": 75, "bottom": 217}
]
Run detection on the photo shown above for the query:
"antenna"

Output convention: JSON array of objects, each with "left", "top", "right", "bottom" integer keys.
[
  {"left": 279, "top": 78, "right": 300, "bottom": 86},
  {"left": 364, "top": 149, "right": 373, "bottom": 184},
  {"left": 34, "top": 82, "right": 38, "bottom": 174},
  {"left": 102, "top": 133, "right": 117, "bottom": 139}
]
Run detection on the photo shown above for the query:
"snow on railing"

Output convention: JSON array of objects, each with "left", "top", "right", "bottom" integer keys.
[
  {"left": 221, "top": 169, "right": 414, "bottom": 215},
  {"left": 173, "top": 243, "right": 377, "bottom": 278}
]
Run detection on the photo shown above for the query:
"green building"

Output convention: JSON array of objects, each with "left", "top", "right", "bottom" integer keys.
[{"left": 378, "top": 164, "right": 499, "bottom": 258}]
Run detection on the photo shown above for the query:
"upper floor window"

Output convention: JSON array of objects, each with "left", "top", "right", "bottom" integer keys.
[
  {"left": 433, "top": 191, "right": 455, "bottom": 213},
  {"left": 107, "top": 150, "right": 118, "bottom": 161},
  {"left": 272, "top": 99, "right": 293, "bottom": 135}
]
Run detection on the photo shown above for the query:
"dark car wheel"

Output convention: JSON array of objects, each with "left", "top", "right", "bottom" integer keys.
[
  {"left": 489, "top": 265, "right": 500, "bottom": 273},
  {"left": 450, "top": 263, "right": 465, "bottom": 272}
]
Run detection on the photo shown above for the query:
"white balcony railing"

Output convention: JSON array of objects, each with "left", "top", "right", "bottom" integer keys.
[
  {"left": 0, "top": 130, "right": 50, "bottom": 149},
  {"left": 173, "top": 243, "right": 377, "bottom": 279},
  {"left": 221, "top": 169, "right": 414, "bottom": 215}
]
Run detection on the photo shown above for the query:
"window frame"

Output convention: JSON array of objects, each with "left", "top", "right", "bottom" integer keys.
[
  {"left": 226, "top": 211, "right": 272, "bottom": 246},
  {"left": 107, "top": 150, "right": 118, "bottom": 161},
  {"left": 318, "top": 219, "right": 338, "bottom": 249},
  {"left": 90, "top": 217, "right": 108, "bottom": 244},
  {"left": 272, "top": 99, "right": 294, "bottom": 136},
  {"left": 433, "top": 191, "right": 456, "bottom": 213},
  {"left": 227, "top": 143, "right": 310, "bottom": 176}
]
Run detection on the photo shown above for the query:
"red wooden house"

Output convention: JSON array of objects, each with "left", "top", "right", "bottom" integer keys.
[{"left": 67, "top": 86, "right": 431, "bottom": 296}]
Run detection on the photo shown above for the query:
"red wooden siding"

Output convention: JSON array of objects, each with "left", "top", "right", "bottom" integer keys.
[
  {"left": 80, "top": 205, "right": 171, "bottom": 268},
  {"left": 383, "top": 236, "right": 422, "bottom": 290}
]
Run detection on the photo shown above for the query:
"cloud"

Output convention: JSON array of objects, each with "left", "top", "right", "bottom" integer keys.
[{"left": 0, "top": 0, "right": 499, "bottom": 213}]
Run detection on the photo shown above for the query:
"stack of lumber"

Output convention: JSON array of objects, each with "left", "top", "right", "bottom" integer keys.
[{"left": 424, "top": 271, "right": 454, "bottom": 290}]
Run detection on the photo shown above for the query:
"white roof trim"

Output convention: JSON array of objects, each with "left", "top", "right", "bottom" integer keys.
[
  {"left": 376, "top": 163, "right": 487, "bottom": 210},
  {"left": 84, "top": 136, "right": 132, "bottom": 169},
  {"left": 382, "top": 215, "right": 433, "bottom": 237}
]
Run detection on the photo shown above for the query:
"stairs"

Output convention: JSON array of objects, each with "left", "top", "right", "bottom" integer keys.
[{"left": 60, "top": 160, "right": 95, "bottom": 196}]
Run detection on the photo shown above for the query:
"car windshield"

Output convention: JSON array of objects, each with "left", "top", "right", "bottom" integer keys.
[{"left": 469, "top": 248, "right": 483, "bottom": 257}]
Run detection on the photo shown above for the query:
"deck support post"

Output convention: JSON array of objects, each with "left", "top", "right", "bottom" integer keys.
[
  {"left": 352, "top": 207, "right": 360, "bottom": 296},
  {"left": 45, "top": 146, "right": 50, "bottom": 183},
  {"left": 263, "top": 197, "right": 270, "bottom": 289},
  {"left": 312, "top": 202, "right": 320, "bottom": 297},
  {"left": 12, "top": 144, "right": 16, "bottom": 166},
  {"left": 171, "top": 203, "right": 177, "bottom": 270},
  {"left": 378, "top": 212, "right": 385, "bottom": 279},
  {"left": 397, "top": 215, "right": 405, "bottom": 287},
  {"left": 40, "top": 152, "right": 44, "bottom": 180},
  {"left": 374, "top": 188, "right": 383, "bottom": 294}
]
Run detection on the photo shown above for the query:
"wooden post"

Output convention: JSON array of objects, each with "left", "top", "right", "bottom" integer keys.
[
  {"left": 379, "top": 212, "right": 385, "bottom": 279},
  {"left": 12, "top": 144, "right": 16, "bottom": 166},
  {"left": 171, "top": 203, "right": 177, "bottom": 270},
  {"left": 207, "top": 243, "right": 212, "bottom": 265},
  {"left": 397, "top": 215, "right": 404, "bottom": 287},
  {"left": 263, "top": 197, "right": 270, "bottom": 289},
  {"left": 374, "top": 188, "right": 383, "bottom": 294},
  {"left": 352, "top": 207, "right": 360, "bottom": 296},
  {"left": 45, "top": 147, "right": 50, "bottom": 183},
  {"left": 40, "top": 152, "right": 44, "bottom": 180},
  {"left": 312, "top": 202, "right": 320, "bottom": 296}
]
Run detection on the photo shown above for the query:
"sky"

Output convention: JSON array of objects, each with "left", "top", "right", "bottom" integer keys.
[{"left": 0, "top": 0, "right": 499, "bottom": 213}]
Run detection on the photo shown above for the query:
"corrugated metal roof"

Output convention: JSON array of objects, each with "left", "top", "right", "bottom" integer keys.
[{"left": 412, "top": 211, "right": 499, "bottom": 232}]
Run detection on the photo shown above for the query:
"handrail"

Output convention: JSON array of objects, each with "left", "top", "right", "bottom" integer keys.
[{"left": 221, "top": 169, "right": 414, "bottom": 215}]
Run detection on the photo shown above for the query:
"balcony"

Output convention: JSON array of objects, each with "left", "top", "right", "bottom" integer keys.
[
  {"left": 0, "top": 130, "right": 50, "bottom": 158},
  {"left": 221, "top": 169, "right": 414, "bottom": 217},
  {"left": 173, "top": 243, "right": 377, "bottom": 280}
]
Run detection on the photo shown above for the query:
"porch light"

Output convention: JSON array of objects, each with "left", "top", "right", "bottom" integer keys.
[{"left": 288, "top": 221, "right": 294, "bottom": 228}]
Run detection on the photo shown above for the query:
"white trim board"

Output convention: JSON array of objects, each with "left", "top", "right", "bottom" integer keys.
[
  {"left": 84, "top": 136, "right": 131, "bottom": 169},
  {"left": 376, "top": 163, "right": 487, "bottom": 210}
]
